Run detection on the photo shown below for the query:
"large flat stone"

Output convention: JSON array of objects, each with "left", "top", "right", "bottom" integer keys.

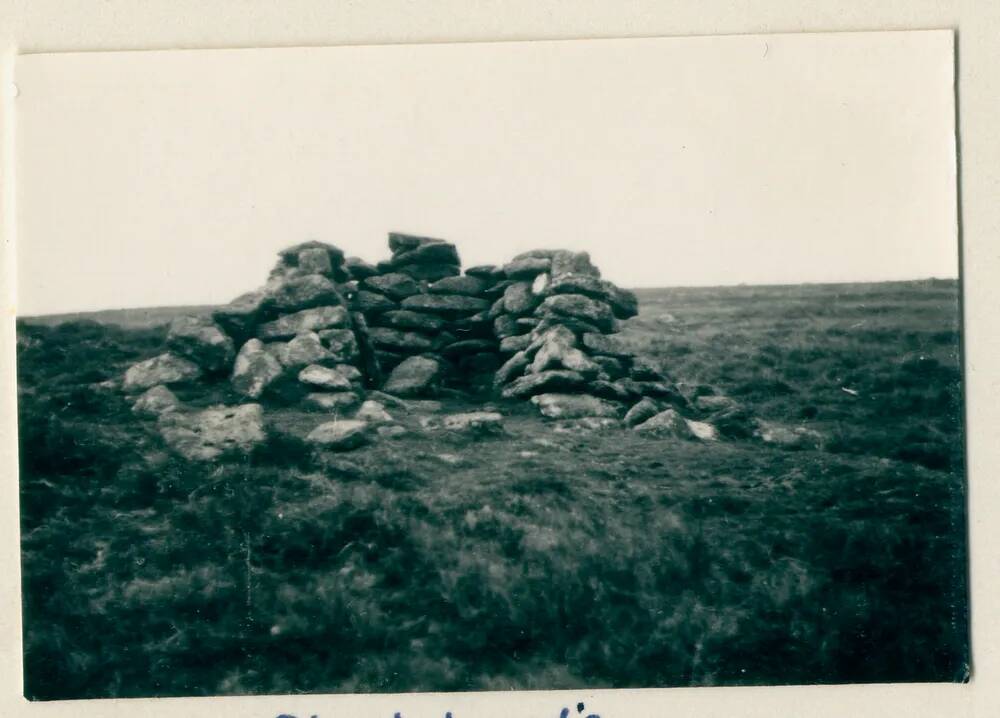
[
  {"left": 429, "top": 275, "right": 488, "bottom": 296},
  {"left": 587, "top": 379, "right": 634, "bottom": 402},
  {"left": 368, "top": 327, "right": 435, "bottom": 352},
  {"left": 361, "top": 273, "right": 422, "bottom": 300},
  {"left": 352, "top": 290, "right": 397, "bottom": 314},
  {"left": 464, "top": 264, "right": 503, "bottom": 280},
  {"left": 686, "top": 419, "right": 720, "bottom": 442},
  {"left": 345, "top": 256, "right": 379, "bottom": 280},
  {"left": 623, "top": 397, "right": 663, "bottom": 427},
  {"left": 132, "top": 385, "right": 181, "bottom": 418},
  {"left": 388, "top": 232, "right": 449, "bottom": 253},
  {"left": 388, "top": 232, "right": 440, "bottom": 253},
  {"left": 212, "top": 289, "right": 266, "bottom": 342},
  {"left": 443, "top": 411, "right": 504, "bottom": 434},
  {"left": 528, "top": 331, "right": 599, "bottom": 377},
  {"left": 266, "top": 332, "right": 334, "bottom": 369},
  {"left": 257, "top": 305, "right": 350, "bottom": 340},
  {"left": 277, "top": 241, "right": 345, "bottom": 267},
  {"left": 159, "top": 404, "right": 267, "bottom": 461},
  {"left": 394, "top": 263, "right": 461, "bottom": 282},
  {"left": 166, "top": 316, "right": 235, "bottom": 373},
  {"left": 537, "top": 294, "right": 615, "bottom": 332},
  {"left": 400, "top": 294, "right": 489, "bottom": 318},
  {"left": 550, "top": 250, "right": 600, "bottom": 278},
  {"left": 232, "top": 339, "right": 284, "bottom": 399},
  {"left": 546, "top": 274, "right": 637, "bottom": 319},
  {"left": 533, "top": 314, "right": 609, "bottom": 336},
  {"left": 354, "top": 400, "right": 394, "bottom": 424},
  {"left": 304, "top": 392, "right": 361, "bottom": 413},
  {"left": 298, "top": 364, "right": 354, "bottom": 391},
  {"left": 615, "top": 379, "right": 686, "bottom": 404},
  {"left": 502, "top": 282, "right": 538, "bottom": 315},
  {"left": 694, "top": 395, "right": 740, "bottom": 413},
  {"left": 526, "top": 324, "right": 577, "bottom": 356},
  {"left": 263, "top": 273, "right": 344, "bottom": 313},
  {"left": 442, "top": 339, "right": 496, "bottom": 357},
  {"left": 390, "top": 240, "right": 460, "bottom": 267},
  {"left": 754, "top": 420, "right": 824, "bottom": 450},
  {"left": 503, "top": 255, "right": 551, "bottom": 279},
  {"left": 499, "top": 335, "right": 532, "bottom": 354},
  {"left": 306, "top": 419, "right": 372, "bottom": 450},
  {"left": 500, "top": 370, "right": 586, "bottom": 399},
  {"left": 296, "top": 247, "right": 334, "bottom": 275},
  {"left": 379, "top": 309, "right": 446, "bottom": 332},
  {"left": 530, "top": 393, "right": 623, "bottom": 419},
  {"left": 123, "top": 352, "right": 202, "bottom": 392},
  {"left": 382, "top": 355, "right": 443, "bottom": 397},
  {"left": 633, "top": 409, "right": 693, "bottom": 438}
]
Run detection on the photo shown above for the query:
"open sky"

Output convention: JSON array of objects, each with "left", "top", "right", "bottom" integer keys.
[{"left": 15, "top": 31, "right": 957, "bottom": 316}]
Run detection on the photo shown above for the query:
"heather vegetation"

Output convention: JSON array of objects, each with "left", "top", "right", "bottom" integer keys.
[{"left": 17, "top": 280, "right": 967, "bottom": 699}]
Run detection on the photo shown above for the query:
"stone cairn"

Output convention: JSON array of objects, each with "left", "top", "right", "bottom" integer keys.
[
  {"left": 124, "top": 241, "right": 367, "bottom": 413},
  {"left": 122, "top": 233, "right": 722, "bottom": 458},
  {"left": 215, "top": 241, "right": 370, "bottom": 412},
  {"left": 487, "top": 249, "right": 694, "bottom": 430}
]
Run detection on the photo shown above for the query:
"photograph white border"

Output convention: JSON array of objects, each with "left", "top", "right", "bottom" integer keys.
[{"left": 1, "top": 2, "right": 996, "bottom": 717}]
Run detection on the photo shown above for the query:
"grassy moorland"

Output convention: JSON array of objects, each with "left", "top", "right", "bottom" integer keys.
[{"left": 16, "top": 280, "right": 967, "bottom": 699}]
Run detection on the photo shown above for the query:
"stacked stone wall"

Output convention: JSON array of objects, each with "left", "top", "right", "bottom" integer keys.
[
  {"left": 343, "top": 233, "right": 505, "bottom": 396},
  {"left": 488, "top": 249, "right": 688, "bottom": 423},
  {"left": 123, "top": 234, "right": 709, "bottom": 436},
  {"left": 209, "top": 241, "right": 368, "bottom": 411}
]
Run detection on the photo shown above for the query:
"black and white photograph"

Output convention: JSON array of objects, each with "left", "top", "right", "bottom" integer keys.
[{"left": 11, "top": 30, "right": 967, "bottom": 702}]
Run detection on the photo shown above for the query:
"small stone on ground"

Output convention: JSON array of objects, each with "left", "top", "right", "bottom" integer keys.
[
  {"left": 531, "top": 393, "right": 623, "bottom": 419},
  {"left": 124, "top": 353, "right": 202, "bottom": 392},
  {"left": 633, "top": 409, "right": 694, "bottom": 438},
  {"left": 383, "top": 356, "right": 443, "bottom": 397},
  {"left": 306, "top": 419, "right": 372, "bottom": 451},
  {"left": 132, "top": 385, "right": 180, "bottom": 418},
  {"left": 442, "top": 411, "right": 504, "bottom": 435},
  {"left": 355, "top": 400, "right": 394, "bottom": 424}
]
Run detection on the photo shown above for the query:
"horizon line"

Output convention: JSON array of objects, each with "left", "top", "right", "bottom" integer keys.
[{"left": 17, "top": 275, "right": 960, "bottom": 321}]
